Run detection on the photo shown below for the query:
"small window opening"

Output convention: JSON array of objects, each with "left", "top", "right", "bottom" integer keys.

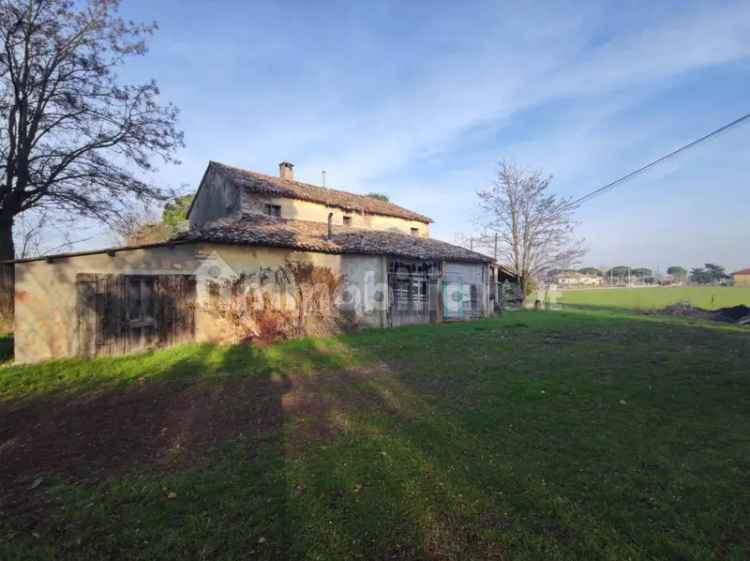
[
  {"left": 343, "top": 216, "right": 352, "bottom": 226},
  {"left": 265, "top": 204, "right": 281, "bottom": 218},
  {"left": 127, "top": 276, "right": 156, "bottom": 325},
  {"left": 410, "top": 227, "right": 419, "bottom": 236}
]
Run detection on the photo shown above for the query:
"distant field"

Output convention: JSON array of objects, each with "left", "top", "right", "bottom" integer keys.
[{"left": 549, "top": 286, "right": 750, "bottom": 310}]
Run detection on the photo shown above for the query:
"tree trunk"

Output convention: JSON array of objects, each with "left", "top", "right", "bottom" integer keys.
[
  {"left": 0, "top": 214, "right": 15, "bottom": 261},
  {"left": 519, "top": 275, "right": 529, "bottom": 298}
]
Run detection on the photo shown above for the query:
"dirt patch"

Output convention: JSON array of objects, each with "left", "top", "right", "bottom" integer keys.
[
  {"left": 655, "top": 303, "right": 716, "bottom": 320},
  {"left": 0, "top": 362, "right": 395, "bottom": 511},
  {"left": 654, "top": 303, "right": 750, "bottom": 325},
  {"left": 0, "top": 377, "right": 286, "bottom": 492},
  {"left": 717, "top": 524, "right": 750, "bottom": 560}
]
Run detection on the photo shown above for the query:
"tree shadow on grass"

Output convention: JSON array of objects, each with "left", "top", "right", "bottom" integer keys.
[
  {"left": 0, "top": 337, "right": 430, "bottom": 560},
  {"left": 0, "top": 334, "right": 508, "bottom": 560},
  {"left": 0, "top": 342, "right": 297, "bottom": 559}
]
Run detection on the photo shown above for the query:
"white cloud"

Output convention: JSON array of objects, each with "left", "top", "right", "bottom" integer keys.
[{"left": 282, "top": 1, "right": 750, "bottom": 190}]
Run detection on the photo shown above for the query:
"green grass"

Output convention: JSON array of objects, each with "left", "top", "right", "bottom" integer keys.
[
  {"left": 1, "top": 310, "right": 750, "bottom": 560},
  {"left": 546, "top": 285, "right": 750, "bottom": 311},
  {"left": 0, "top": 336, "right": 364, "bottom": 403}
]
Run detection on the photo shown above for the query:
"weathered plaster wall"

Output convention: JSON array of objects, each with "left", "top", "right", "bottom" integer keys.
[
  {"left": 14, "top": 244, "right": 206, "bottom": 364},
  {"left": 341, "top": 255, "right": 388, "bottom": 328},
  {"left": 13, "top": 240, "right": 490, "bottom": 364},
  {"left": 443, "top": 262, "right": 491, "bottom": 317},
  {"left": 201, "top": 245, "right": 352, "bottom": 343},
  {"left": 13, "top": 243, "right": 388, "bottom": 364},
  {"left": 240, "top": 191, "right": 430, "bottom": 237},
  {"left": 189, "top": 167, "right": 242, "bottom": 229}
]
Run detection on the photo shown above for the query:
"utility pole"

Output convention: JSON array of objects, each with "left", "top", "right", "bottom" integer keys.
[{"left": 493, "top": 233, "right": 498, "bottom": 261}]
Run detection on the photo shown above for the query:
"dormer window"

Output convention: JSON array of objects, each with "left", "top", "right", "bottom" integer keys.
[
  {"left": 410, "top": 227, "right": 419, "bottom": 236},
  {"left": 265, "top": 204, "right": 281, "bottom": 218},
  {"left": 343, "top": 216, "right": 352, "bottom": 226}
]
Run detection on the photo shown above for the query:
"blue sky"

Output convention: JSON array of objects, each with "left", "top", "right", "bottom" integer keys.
[{"left": 75, "top": 0, "right": 750, "bottom": 271}]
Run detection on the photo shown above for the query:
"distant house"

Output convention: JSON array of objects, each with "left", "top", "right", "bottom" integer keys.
[
  {"left": 732, "top": 268, "right": 750, "bottom": 287},
  {"left": 549, "top": 271, "right": 603, "bottom": 288},
  {"left": 8, "top": 160, "right": 497, "bottom": 364}
]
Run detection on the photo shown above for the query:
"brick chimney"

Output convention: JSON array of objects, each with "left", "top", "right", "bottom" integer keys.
[{"left": 279, "top": 161, "right": 294, "bottom": 181}]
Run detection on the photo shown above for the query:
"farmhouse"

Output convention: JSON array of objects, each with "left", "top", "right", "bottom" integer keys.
[
  {"left": 732, "top": 268, "right": 750, "bottom": 287},
  {"left": 10, "top": 161, "right": 499, "bottom": 364}
]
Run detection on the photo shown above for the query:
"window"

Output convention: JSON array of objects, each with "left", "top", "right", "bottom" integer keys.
[
  {"left": 410, "top": 227, "right": 419, "bottom": 236},
  {"left": 265, "top": 204, "right": 281, "bottom": 218},
  {"left": 127, "top": 277, "right": 154, "bottom": 323},
  {"left": 386, "top": 259, "right": 436, "bottom": 325},
  {"left": 343, "top": 216, "right": 352, "bottom": 226}
]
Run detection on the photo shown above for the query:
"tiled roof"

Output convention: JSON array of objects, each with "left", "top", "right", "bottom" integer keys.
[
  {"left": 209, "top": 161, "right": 432, "bottom": 224},
  {"left": 733, "top": 268, "right": 750, "bottom": 275},
  {"left": 176, "top": 214, "right": 492, "bottom": 263}
]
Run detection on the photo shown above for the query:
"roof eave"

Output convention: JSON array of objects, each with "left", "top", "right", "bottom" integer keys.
[
  {"left": 184, "top": 235, "right": 490, "bottom": 263},
  {"left": 3, "top": 239, "right": 193, "bottom": 265}
]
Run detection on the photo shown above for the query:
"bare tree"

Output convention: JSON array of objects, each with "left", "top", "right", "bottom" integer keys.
[
  {"left": 14, "top": 208, "right": 44, "bottom": 258},
  {"left": 477, "top": 161, "right": 586, "bottom": 294},
  {"left": 453, "top": 232, "right": 478, "bottom": 251},
  {"left": 0, "top": 0, "right": 184, "bottom": 260},
  {"left": 14, "top": 207, "right": 93, "bottom": 258}
]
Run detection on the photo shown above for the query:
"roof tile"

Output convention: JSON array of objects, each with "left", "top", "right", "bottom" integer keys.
[{"left": 176, "top": 214, "right": 492, "bottom": 263}]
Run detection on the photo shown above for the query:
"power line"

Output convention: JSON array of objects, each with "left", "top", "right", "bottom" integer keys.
[{"left": 570, "top": 111, "right": 750, "bottom": 207}]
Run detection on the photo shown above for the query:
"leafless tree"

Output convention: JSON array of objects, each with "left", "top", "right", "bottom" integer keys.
[
  {"left": 14, "top": 208, "right": 92, "bottom": 258},
  {"left": 14, "top": 208, "right": 44, "bottom": 257},
  {"left": 0, "top": 0, "right": 184, "bottom": 260},
  {"left": 453, "top": 232, "right": 477, "bottom": 251},
  {"left": 477, "top": 161, "right": 586, "bottom": 294}
]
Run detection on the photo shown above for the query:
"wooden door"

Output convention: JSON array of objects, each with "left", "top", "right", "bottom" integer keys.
[{"left": 76, "top": 273, "right": 196, "bottom": 357}]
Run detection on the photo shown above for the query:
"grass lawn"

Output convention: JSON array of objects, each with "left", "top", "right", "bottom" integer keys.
[
  {"left": 548, "top": 286, "right": 750, "bottom": 311},
  {"left": 1, "top": 309, "right": 749, "bottom": 560}
]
